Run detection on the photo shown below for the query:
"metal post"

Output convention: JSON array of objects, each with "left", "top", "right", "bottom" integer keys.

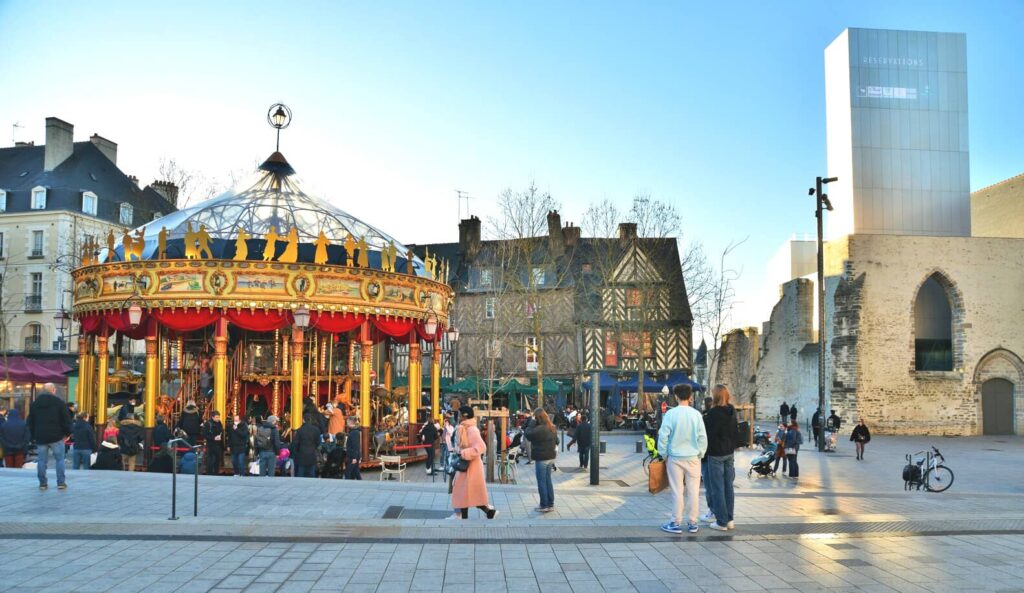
[
  {"left": 816, "top": 176, "right": 825, "bottom": 451},
  {"left": 168, "top": 438, "right": 188, "bottom": 520},
  {"left": 193, "top": 445, "right": 200, "bottom": 517},
  {"left": 589, "top": 371, "right": 600, "bottom": 485}
]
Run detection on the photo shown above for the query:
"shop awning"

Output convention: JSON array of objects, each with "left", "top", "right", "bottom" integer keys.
[{"left": 0, "top": 356, "right": 72, "bottom": 385}]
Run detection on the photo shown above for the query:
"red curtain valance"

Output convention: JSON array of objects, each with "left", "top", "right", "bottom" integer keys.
[
  {"left": 79, "top": 314, "right": 108, "bottom": 336},
  {"left": 373, "top": 317, "right": 416, "bottom": 339},
  {"left": 226, "top": 309, "right": 291, "bottom": 332},
  {"left": 150, "top": 309, "right": 222, "bottom": 333},
  {"left": 311, "top": 312, "right": 365, "bottom": 334}
]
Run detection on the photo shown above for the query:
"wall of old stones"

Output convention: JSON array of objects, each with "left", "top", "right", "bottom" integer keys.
[
  {"left": 715, "top": 327, "right": 759, "bottom": 405},
  {"left": 756, "top": 278, "right": 819, "bottom": 425}
]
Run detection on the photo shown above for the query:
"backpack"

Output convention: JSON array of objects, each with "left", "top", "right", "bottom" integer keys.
[
  {"left": 903, "top": 463, "right": 922, "bottom": 484},
  {"left": 255, "top": 426, "right": 273, "bottom": 451}
]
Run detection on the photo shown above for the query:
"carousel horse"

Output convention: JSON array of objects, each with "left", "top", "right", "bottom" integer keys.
[{"left": 155, "top": 395, "right": 175, "bottom": 420}]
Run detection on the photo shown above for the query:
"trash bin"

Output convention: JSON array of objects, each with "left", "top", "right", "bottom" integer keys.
[{"left": 736, "top": 421, "right": 751, "bottom": 447}]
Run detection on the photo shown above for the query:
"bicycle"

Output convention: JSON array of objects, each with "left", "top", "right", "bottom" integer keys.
[
  {"left": 641, "top": 432, "right": 659, "bottom": 475},
  {"left": 903, "top": 446, "right": 954, "bottom": 492},
  {"left": 497, "top": 451, "right": 517, "bottom": 484}
]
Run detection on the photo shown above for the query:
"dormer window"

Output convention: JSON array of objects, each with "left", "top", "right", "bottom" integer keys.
[
  {"left": 153, "top": 211, "right": 163, "bottom": 221},
  {"left": 31, "top": 186, "right": 47, "bottom": 210},
  {"left": 119, "top": 202, "right": 133, "bottom": 225},
  {"left": 82, "top": 191, "right": 98, "bottom": 216},
  {"left": 0, "top": 189, "right": 7, "bottom": 212}
]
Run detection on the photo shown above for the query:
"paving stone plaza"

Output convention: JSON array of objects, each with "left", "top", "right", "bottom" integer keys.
[{"left": 1, "top": 434, "right": 1022, "bottom": 593}]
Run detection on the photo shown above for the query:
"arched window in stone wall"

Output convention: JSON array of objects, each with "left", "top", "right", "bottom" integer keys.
[{"left": 914, "top": 274, "right": 954, "bottom": 371}]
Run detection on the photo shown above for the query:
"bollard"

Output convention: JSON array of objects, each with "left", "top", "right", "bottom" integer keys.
[
  {"left": 168, "top": 438, "right": 189, "bottom": 521},
  {"left": 193, "top": 445, "right": 200, "bottom": 517}
]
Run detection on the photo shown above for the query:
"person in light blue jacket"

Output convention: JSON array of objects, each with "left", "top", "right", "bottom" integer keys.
[{"left": 656, "top": 384, "right": 708, "bottom": 534}]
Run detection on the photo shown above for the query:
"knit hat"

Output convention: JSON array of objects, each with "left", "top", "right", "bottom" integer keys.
[{"left": 267, "top": 415, "right": 279, "bottom": 424}]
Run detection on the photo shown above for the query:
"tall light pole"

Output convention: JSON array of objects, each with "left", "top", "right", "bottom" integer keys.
[{"left": 809, "top": 176, "right": 837, "bottom": 452}]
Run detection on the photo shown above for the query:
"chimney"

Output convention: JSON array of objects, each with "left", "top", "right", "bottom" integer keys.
[
  {"left": 563, "top": 223, "right": 581, "bottom": 247},
  {"left": 547, "top": 210, "right": 564, "bottom": 256},
  {"left": 618, "top": 222, "right": 638, "bottom": 242},
  {"left": 44, "top": 117, "right": 74, "bottom": 171},
  {"left": 150, "top": 180, "right": 179, "bottom": 207},
  {"left": 128, "top": 175, "right": 139, "bottom": 187},
  {"left": 89, "top": 134, "right": 117, "bottom": 164},
  {"left": 458, "top": 215, "right": 481, "bottom": 260},
  {"left": 14, "top": 141, "right": 34, "bottom": 147}
]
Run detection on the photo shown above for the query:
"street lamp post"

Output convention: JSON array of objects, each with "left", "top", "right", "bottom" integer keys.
[
  {"left": 809, "top": 176, "right": 837, "bottom": 452},
  {"left": 446, "top": 326, "right": 460, "bottom": 381}
]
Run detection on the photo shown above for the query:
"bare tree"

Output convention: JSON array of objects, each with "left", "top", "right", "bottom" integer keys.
[
  {"left": 158, "top": 158, "right": 219, "bottom": 208},
  {"left": 692, "top": 238, "right": 747, "bottom": 386}
]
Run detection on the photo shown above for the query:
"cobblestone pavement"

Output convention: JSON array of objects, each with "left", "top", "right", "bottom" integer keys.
[{"left": 1, "top": 434, "right": 1022, "bottom": 592}]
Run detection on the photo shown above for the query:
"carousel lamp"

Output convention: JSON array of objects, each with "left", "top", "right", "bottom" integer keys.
[
  {"left": 293, "top": 305, "right": 311, "bottom": 329},
  {"left": 446, "top": 326, "right": 460, "bottom": 343},
  {"left": 423, "top": 311, "right": 438, "bottom": 337},
  {"left": 127, "top": 302, "right": 143, "bottom": 328}
]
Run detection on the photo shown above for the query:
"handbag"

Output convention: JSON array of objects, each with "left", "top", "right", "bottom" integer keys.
[
  {"left": 784, "top": 447, "right": 796, "bottom": 455},
  {"left": 648, "top": 458, "right": 668, "bottom": 494},
  {"left": 453, "top": 457, "right": 469, "bottom": 472}
]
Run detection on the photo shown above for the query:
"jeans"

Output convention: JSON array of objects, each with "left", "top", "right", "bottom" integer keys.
[
  {"left": 773, "top": 448, "right": 787, "bottom": 473},
  {"left": 231, "top": 451, "right": 247, "bottom": 475},
  {"left": 706, "top": 454, "right": 735, "bottom": 525},
  {"left": 344, "top": 459, "right": 362, "bottom": 480},
  {"left": 578, "top": 446, "right": 590, "bottom": 468},
  {"left": 206, "top": 447, "right": 222, "bottom": 475},
  {"left": 295, "top": 464, "right": 316, "bottom": 478},
  {"left": 701, "top": 458, "right": 714, "bottom": 512},
  {"left": 73, "top": 449, "right": 92, "bottom": 470},
  {"left": 37, "top": 440, "right": 67, "bottom": 487},
  {"left": 258, "top": 451, "right": 276, "bottom": 477},
  {"left": 535, "top": 459, "right": 555, "bottom": 508},
  {"left": 787, "top": 453, "right": 799, "bottom": 477},
  {"left": 424, "top": 443, "right": 435, "bottom": 473},
  {"left": 667, "top": 456, "right": 701, "bottom": 526}
]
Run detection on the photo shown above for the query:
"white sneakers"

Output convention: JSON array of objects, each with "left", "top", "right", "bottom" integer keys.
[{"left": 700, "top": 510, "right": 716, "bottom": 524}]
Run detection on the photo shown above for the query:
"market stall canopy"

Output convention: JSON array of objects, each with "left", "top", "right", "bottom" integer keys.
[
  {"left": 446, "top": 376, "right": 495, "bottom": 394},
  {"left": 520, "top": 377, "right": 564, "bottom": 396},
  {"left": 0, "top": 356, "right": 72, "bottom": 384},
  {"left": 582, "top": 371, "right": 702, "bottom": 393}
]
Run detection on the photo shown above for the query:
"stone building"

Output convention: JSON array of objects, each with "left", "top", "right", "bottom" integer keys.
[
  {"left": 0, "top": 117, "right": 177, "bottom": 363},
  {"left": 751, "top": 28, "right": 1024, "bottom": 435},
  {"left": 714, "top": 328, "right": 759, "bottom": 405}
]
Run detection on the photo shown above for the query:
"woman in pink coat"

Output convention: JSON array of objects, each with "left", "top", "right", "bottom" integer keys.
[{"left": 450, "top": 407, "right": 498, "bottom": 520}]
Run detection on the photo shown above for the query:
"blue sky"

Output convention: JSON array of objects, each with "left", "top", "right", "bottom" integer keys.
[{"left": 1, "top": 0, "right": 1021, "bottom": 329}]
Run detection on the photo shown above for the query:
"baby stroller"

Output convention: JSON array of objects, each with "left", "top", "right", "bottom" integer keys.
[
  {"left": 748, "top": 443, "right": 777, "bottom": 477},
  {"left": 506, "top": 429, "right": 524, "bottom": 463},
  {"left": 318, "top": 437, "right": 346, "bottom": 479},
  {"left": 823, "top": 430, "right": 838, "bottom": 452}
]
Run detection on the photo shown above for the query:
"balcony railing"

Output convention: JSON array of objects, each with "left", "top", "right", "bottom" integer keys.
[
  {"left": 24, "top": 336, "right": 42, "bottom": 352},
  {"left": 24, "top": 295, "right": 42, "bottom": 312}
]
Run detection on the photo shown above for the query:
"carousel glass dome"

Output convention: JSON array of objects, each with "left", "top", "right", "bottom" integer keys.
[{"left": 106, "top": 151, "right": 429, "bottom": 278}]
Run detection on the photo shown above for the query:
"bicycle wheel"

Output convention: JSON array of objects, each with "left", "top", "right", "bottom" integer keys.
[{"left": 924, "top": 465, "right": 954, "bottom": 492}]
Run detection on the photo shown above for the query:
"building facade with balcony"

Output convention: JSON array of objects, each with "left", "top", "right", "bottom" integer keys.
[{"left": 0, "top": 117, "right": 177, "bottom": 363}]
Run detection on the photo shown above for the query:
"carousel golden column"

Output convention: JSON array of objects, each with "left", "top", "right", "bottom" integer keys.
[
  {"left": 113, "top": 334, "right": 123, "bottom": 371},
  {"left": 213, "top": 318, "right": 229, "bottom": 421},
  {"left": 431, "top": 337, "right": 441, "bottom": 421},
  {"left": 95, "top": 334, "right": 109, "bottom": 425},
  {"left": 359, "top": 324, "right": 372, "bottom": 455},
  {"left": 291, "top": 328, "right": 305, "bottom": 429},
  {"left": 143, "top": 323, "right": 159, "bottom": 429},
  {"left": 408, "top": 340, "right": 421, "bottom": 424},
  {"left": 76, "top": 335, "right": 89, "bottom": 416},
  {"left": 83, "top": 336, "right": 95, "bottom": 418}
]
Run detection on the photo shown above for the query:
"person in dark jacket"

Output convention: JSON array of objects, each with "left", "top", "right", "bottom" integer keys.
[
  {"left": 228, "top": 415, "right": 250, "bottom": 476},
  {"left": 525, "top": 408, "right": 558, "bottom": 512},
  {"left": 850, "top": 418, "right": 871, "bottom": 460},
  {"left": 71, "top": 413, "right": 97, "bottom": 470},
  {"left": 246, "top": 394, "right": 268, "bottom": 422},
  {"left": 702, "top": 384, "right": 738, "bottom": 531},
  {"left": 117, "top": 417, "right": 144, "bottom": 471},
  {"left": 153, "top": 416, "right": 172, "bottom": 449},
  {"left": 827, "top": 410, "right": 841, "bottom": 431},
  {"left": 575, "top": 415, "right": 593, "bottom": 469},
  {"left": 789, "top": 404, "right": 798, "bottom": 423},
  {"left": 27, "top": 384, "right": 72, "bottom": 490},
  {"left": 344, "top": 419, "right": 362, "bottom": 480},
  {"left": 779, "top": 401, "right": 790, "bottom": 425},
  {"left": 419, "top": 418, "right": 439, "bottom": 475},
  {"left": 176, "top": 401, "right": 202, "bottom": 445},
  {"left": 255, "top": 415, "right": 283, "bottom": 477},
  {"left": 92, "top": 440, "right": 123, "bottom": 470},
  {"left": 202, "top": 411, "right": 225, "bottom": 475},
  {"left": 811, "top": 408, "right": 823, "bottom": 448},
  {"left": 117, "top": 396, "right": 138, "bottom": 422},
  {"left": 291, "top": 413, "right": 322, "bottom": 478},
  {"left": 784, "top": 421, "right": 803, "bottom": 479},
  {"left": 1, "top": 408, "right": 29, "bottom": 468}
]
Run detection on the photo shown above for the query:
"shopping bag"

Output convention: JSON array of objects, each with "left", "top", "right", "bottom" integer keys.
[{"left": 648, "top": 458, "right": 668, "bottom": 494}]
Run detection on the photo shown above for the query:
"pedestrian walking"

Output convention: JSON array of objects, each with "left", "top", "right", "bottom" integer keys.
[
  {"left": 784, "top": 421, "right": 803, "bottom": 479},
  {"left": 419, "top": 417, "right": 439, "bottom": 475},
  {"left": 291, "top": 413, "right": 321, "bottom": 478},
  {"left": 657, "top": 384, "right": 708, "bottom": 534},
  {"left": 228, "top": 415, "right": 249, "bottom": 476},
  {"left": 575, "top": 414, "right": 592, "bottom": 469},
  {"left": 850, "top": 418, "right": 871, "bottom": 460},
  {"left": 772, "top": 424, "right": 788, "bottom": 474},
  {"left": 117, "top": 416, "right": 144, "bottom": 471},
  {"left": 255, "top": 415, "right": 283, "bottom": 477},
  {"left": 153, "top": 416, "right": 172, "bottom": 449},
  {"left": 344, "top": 419, "right": 362, "bottom": 480},
  {"left": 703, "top": 384, "right": 738, "bottom": 531},
  {"left": 202, "top": 411, "right": 225, "bottom": 475},
  {"left": 779, "top": 401, "right": 789, "bottom": 425},
  {"left": 789, "top": 404, "right": 798, "bottom": 423},
  {"left": 811, "top": 408, "right": 823, "bottom": 449},
  {"left": 70, "top": 413, "right": 96, "bottom": 470},
  {"left": 526, "top": 408, "right": 558, "bottom": 512},
  {"left": 450, "top": 406, "right": 498, "bottom": 519},
  {"left": 26, "top": 383, "right": 72, "bottom": 490},
  {"left": 0, "top": 408, "right": 29, "bottom": 468}
]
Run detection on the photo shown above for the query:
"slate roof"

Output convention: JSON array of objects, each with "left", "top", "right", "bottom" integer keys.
[{"left": 0, "top": 142, "right": 175, "bottom": 225}]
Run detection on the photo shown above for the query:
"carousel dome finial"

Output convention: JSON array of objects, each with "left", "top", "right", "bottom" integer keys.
[{"left": 267, "top": 102, "right": 292, "bottom": 152}]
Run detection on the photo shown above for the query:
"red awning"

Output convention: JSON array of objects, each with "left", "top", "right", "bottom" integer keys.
[{"left": 0, "top": 356, "right": 72, "bottom": 384}]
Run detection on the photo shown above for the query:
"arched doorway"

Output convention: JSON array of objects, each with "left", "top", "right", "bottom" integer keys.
[{"left": 982, "top": 379, "right": 1014, "bottom": 435}]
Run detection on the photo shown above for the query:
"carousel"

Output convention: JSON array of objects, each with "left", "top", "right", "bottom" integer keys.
[{"left": 71, "top": 104, "right": 454, "bottom": 465}]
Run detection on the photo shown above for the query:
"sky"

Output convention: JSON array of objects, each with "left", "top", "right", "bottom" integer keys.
[{"left": 1, "top": 0, "right": 1022, "bottom": 334}]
